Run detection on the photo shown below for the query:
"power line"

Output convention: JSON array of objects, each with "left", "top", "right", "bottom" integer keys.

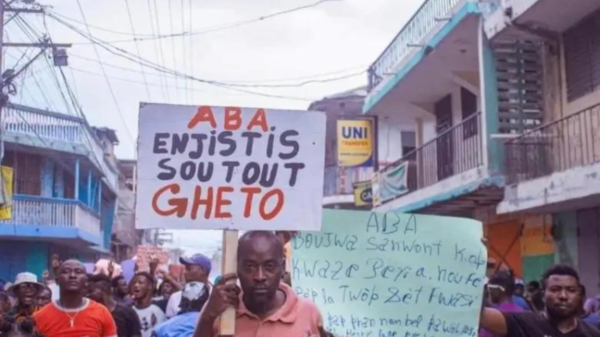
[
  {"left": 167, "top": 0, "right": 180, "bottom": 103},
  {"left": 47, "top": 10, "right": 156, "bottom": 37},
  {"left": 14, "top": 14, "right": 75, "bottom": 116},
  {"left": 181, "top": 0, "right": 188, "bottom": 104},
  {"left": 61, "top": 0, "right": 343, "bottom": 44},
  {"left": 150, "top": 0, "right": 171, "bottom": 102},
  {"left": 75, "top": 0, "right": 135, "bottom": 148},
  {"left": 124, "top": 0, "right": 151, "bottom": 101},
  {"left": 68, "top": 66, "right": 319, "bottom": 101},
  {"left": 48, "top": 13, "right": 322, "bottom": 102},
  {"left": 9, "top": 17, "right": 61, "bottom": 112},
  {"left": 69, "top": 50, "right": 367, "bottom": 85},
  {"left": 145, "top": 0, "right": 169, "bottom": 102},
  {"left": 188, "top": 0, "right": 194, "bottom": 102}
]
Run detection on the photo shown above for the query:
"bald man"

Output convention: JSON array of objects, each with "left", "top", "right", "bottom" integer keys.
[
  {"left": 33, "top": 259, "right": 118, "bottom": 337},
  {"left": 194, "top": 231, "right": 327, "bottom": 337}
]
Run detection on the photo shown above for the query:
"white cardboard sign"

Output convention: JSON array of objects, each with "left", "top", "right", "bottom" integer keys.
[{"left": 136, "top": 103, "right": 326, "bottom": 231}]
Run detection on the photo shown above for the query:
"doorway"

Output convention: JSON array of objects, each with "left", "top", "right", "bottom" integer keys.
[{"left": 435, "top": 94, "right": 454, "bottom": 181}]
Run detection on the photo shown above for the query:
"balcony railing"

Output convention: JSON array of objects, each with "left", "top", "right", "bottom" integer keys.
[
  {"left": 0, "top": 195, "right": 101, "bottom": 236},
  {"left": 3, "top": 104, "right": 119, "bottom": 191},
  {"left": 368, "top": 0, "right": 473, "bottom": 91},
  {"left": 377, "top": 112, "right": 483, "bottom": 205},
  {"left": 506, "top": 104, "right": 600, "bottom": 184}
]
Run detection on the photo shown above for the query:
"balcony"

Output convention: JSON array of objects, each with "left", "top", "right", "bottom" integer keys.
[
  {"left": 3, "top": 104, "right": 119, "bottom": 192},
  {"left": 367, "top": 0, "right": 486, "bottom": 94},
  {"left": 375, "top": 112, "right": 502, "bottom": 214},
  {"left": 500, "top": 104, "right": 600, "bottom": 213},
  {"left": 0, "top": 195, "right": 102, "bottom": 245},
  {"left": 485, "top": 0, "right": 600, "bottom": 40}
]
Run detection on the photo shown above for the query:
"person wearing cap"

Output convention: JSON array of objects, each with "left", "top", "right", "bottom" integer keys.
[
  {"left": 153, "top": 282, "right": 210, "bottom": 337},
  {"left": 165, "top": 254, "right": 211, "bottom": 319},
  {"left": 6, "top": 272, "right": 44, "bottom": 323}
]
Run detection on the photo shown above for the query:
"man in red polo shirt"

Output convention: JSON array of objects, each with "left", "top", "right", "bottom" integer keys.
[
  {"left": 194, "top": 231, "right": 328, "bottom": 337},
  {"left": 33, "top": 259, "right": 117, "bottom": 337}
]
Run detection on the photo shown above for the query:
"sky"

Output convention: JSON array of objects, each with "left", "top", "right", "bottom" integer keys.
[{"left": 3, "top": 0, "right": 425, "bottom": 257}]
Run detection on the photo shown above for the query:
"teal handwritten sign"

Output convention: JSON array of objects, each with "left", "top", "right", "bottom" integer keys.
[{"left": 292, "top": 210, "right": 486, "bottom": 337}]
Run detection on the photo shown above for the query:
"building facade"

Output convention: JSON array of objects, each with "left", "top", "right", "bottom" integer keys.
[
  {"left": 111, "top": 159, "right": 141, "bottom": 262},
  {"left": 309, "top": 87, "right": 414, "bottom": 210},
  {"left": 0, "top": 103, "right": 120, "bottom": 281},
  {"left": 486, "top": 0, "right": 600, "bottom": 290},
  {"left": 362, "top": 0, "right": 600, "bottom": 282}
]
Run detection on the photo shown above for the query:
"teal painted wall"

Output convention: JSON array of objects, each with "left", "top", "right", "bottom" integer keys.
[
  {"left": 480, "top": 28, "right": 502, "bottom": 173},
  {"left": 101, "top": 199, "right": 116, "bottom": 249},
  {"left": 0, "top": 242, "right": 49, "bottom": 281},
  {"left": 522, "top": 254, "right": 555, "bottom": 283},
  {"left": 553, "top": 211, "right": 578, "bottom": 267},
  {"left": 25, "top": 243, "right": 49, "bottom": 278}
]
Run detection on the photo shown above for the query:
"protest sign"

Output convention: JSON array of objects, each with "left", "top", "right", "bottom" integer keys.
[
  {"left": 292, "top": 210, "right": 486, "bottom": 337},
  {"left": 136, "top": 245, "right": 169, "bottom": 271},
  {"left": 136, "top": 104, "right": 326, "bottom": 231}
]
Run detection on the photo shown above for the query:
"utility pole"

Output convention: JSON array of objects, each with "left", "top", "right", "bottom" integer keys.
[{"left": 0, "top": 1, "right": 71, "bottom": 164}]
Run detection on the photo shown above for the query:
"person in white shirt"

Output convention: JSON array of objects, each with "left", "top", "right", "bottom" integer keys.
[
  {"left": 131, "top": 272, "right": 166, "bottom": 337},
  {"left": 165, "top": 254, "right": 211, "bottom": 318}
]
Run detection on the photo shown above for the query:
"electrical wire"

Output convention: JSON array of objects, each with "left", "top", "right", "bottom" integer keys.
[
  {"left": 167, "top": 0, "right": 181, "bottom": 103},
  {"left": 124, "top": 0, "right": 152, "bottom": 101},
  {"left": 61, "top": 0, "right": 343, "bottom": 44},
  {"left": 151, "top": 0, "right": 172, "bottom": 102},
  {"left": 9, "top": 18, "right": 60, "bottom": 111},
  {"left": 48, "top": 13, "right": 321, "bottom": 102},
  {"left": 181, "top": 0, "right": 188, "bottom": 104},
  {"left": 68, "top": 66, "right": 320, "bottom": 100},
  {"left": 47, "top": 9, "right": 156, "bottom": 37},
  {"left": 69, "top": 51, "right": 367, "bottom": 85},
  {"left": 188, "top": 0, "right": 194, "bottom": 102},
  {"left": 75, "top": 0, "right": 135, "bottom": 148},
  {"left": 14, "top": 15, "right": 74, "bottom": 115},
  {"left": 145, "top": 0, "right": 169, "bottom": 101}
]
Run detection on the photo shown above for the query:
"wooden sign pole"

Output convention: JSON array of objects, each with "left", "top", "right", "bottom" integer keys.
[{"left": 219, "top": 229, "right": 238, "bottom": 336}]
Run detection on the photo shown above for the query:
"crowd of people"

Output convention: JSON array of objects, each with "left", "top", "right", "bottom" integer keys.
[{"left": 0, "top": 232, "right": 599, "bottom": 337}]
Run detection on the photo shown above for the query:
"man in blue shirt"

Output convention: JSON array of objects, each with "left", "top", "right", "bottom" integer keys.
[{"left": 153, "top": 282, "right": 209, "bottom": 337}]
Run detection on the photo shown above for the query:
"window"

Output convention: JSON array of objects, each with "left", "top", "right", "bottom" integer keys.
[
  {"left": 14, "top": 152, "right": 42, "bottom": 195},
  {"left": 461, "top": 87, "right": 478, "bottom": 139},
  {"left": 564, "top": 9, "right": 600, "bottom": 102}
]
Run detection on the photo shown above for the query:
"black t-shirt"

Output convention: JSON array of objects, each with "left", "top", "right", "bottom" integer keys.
[
  {"left": 505, "top": 312, "right": 600, "bottom": 337},
  {"left": 532, "top": 293, "right": 545, "bottom": 311},
  {"left": 112, "top": 303, "right": 142, "bottom": 337},
  {"left": 152, "top": 299, "right": 168, "bottom": 313}
]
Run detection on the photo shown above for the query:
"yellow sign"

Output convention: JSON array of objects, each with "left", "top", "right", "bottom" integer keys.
[
  {"left": 337, "top": 120, "right": 373, "bottom": 167},
  {"left": 0, "top": 166, "right": 14, "bottom": 220},
  {"left": 353, "top": 181, "right": 372, "bottom": 207}
]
